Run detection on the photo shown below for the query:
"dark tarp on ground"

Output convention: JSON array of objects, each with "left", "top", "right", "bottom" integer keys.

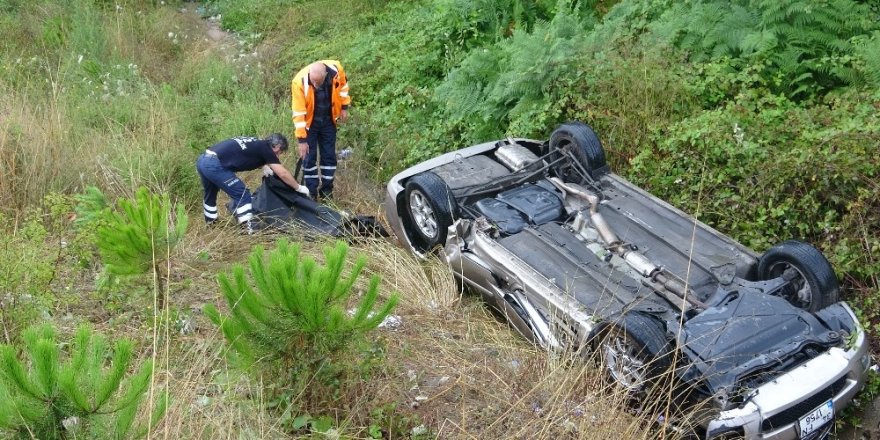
[{"left": 247, "top": 175, "right": 386, "bottom": 237}]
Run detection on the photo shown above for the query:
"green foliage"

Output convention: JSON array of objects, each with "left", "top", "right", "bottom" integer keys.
[
  {"left": 853, "top": 30, "right": 880, "bottom": 88},
  {"left": 75, "top": 186, "right": 187, "bottom": 308},
  {"left": 600, "top": 0, "right": 880, "bottom": 100},
  {"left": 205, "top": 239, "right": 399, "bottom": 384},
  {"left": 435, "top": 0, "right": 564, "bottom": 50},
  {"left": 630, "top": 88, "right": 876, "bottom": 245},
  {"left": 0, "top": 323, "right": 168, "bottom": 439},
  {"left": 74, "top": 186, "right": 111, "bottom": 227},
  {"left": 81, "top": 187, "right": 186, "bottom": 278},
  {"left": 205, "top": 0, "right": 300, "bottom": 34},
  {"left": 0, "top": 192, "right": 94, "bottom": 344},
  {"left": 434, "top": 4, "right": 594, "bottom": 154},
  {"left": 0, "top": 213, "right": 56, "bottom": 344},
  {"left": 366, "top": 403, "right": 434, "bottom": 439}
]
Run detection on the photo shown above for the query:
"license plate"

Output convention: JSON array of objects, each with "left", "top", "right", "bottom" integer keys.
[{"left": 798, "top": 399, "right": 833, "bottom": 438}]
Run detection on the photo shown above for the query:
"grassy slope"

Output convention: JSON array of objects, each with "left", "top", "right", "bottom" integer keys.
[
  {"left": 0, "top": 2, "right": 674, "bottom": 438},
  {"left": 0, "top": 0, "right": 876, "bottom": 438}
]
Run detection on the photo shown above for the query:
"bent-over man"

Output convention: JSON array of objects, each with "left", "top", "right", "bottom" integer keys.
[{"left": 196, "top": 133, "right": 309, "bottom": 232}]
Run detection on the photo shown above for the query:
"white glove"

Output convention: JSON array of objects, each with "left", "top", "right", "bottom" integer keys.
[
  {"left": 262, "top": 165, "right": 274, "bottom": 177},
  {"left": 295, "top": 185, "right": 310, "bottom": 198}
]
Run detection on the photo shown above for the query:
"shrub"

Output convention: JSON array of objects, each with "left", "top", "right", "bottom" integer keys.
[
  {"left": 434, "top": 5, "right": 595, "bottom": 151},
  {"left": 75, "top": 186, "right": 188, "bottom": 309},
  {"left": 596, "top": 0, "right": 880, "bottom": 101},
  {"left": 205, "top": 239, "right": 399, "bottom": 388},
  {"left": 0, "top": 193, "right": 91, "bottom": 344},
  {"left": 0, "top": 324, "right": 168, "bottom": 439},
  {"left": 0, "top": 213, "right": 57, "bottom": 344}
]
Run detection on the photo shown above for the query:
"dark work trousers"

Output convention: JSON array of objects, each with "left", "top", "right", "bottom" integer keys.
[
  {"left": 195, "top": 152, "right": 254, "bottom": 224},
  {"left": 303, "top": 118, "right": 338, "bottom": 199}
]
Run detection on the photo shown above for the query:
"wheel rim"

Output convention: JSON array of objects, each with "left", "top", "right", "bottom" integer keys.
[
  {"left": 601, "top": 332, "right": 646, "bottom": 391},
  {"left": 766, "top": 261, "right": 812, "bottom": 309},
  {"left": 409, "top": 190, "right": 438, "bottom": 239}
]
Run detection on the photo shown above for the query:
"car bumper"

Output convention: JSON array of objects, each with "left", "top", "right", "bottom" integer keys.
[{"left": 706, "top": 303, "right": 871, "bottom": 439}]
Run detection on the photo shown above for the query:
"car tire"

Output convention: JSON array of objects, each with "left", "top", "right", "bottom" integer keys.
[
  {"left": 404, "top": 172, "right": 456, "bottom": 252},
  {"left": 758, "top": 240, "right": 839, "bottom": 312},
  {"left": 548, "top": 121, "right": 609, "bottom": 183},
  {"left": 594, "top": 312, "right": 670, "bottom": 393}
]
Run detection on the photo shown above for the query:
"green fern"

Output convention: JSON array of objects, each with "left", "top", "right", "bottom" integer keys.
[
  {"left": 854, "top": 31, "right": 880, "bottom": 87},
  {"left": 436, "top": 0, "right": 594, "bottom": 141},
  {"left": 613, "top": 0, "right": 879, "bottom": 99}
]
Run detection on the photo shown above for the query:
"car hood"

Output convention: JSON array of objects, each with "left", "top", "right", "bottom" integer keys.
[{"left": 678, "top": 291, "right": 846, "bottom": 403}]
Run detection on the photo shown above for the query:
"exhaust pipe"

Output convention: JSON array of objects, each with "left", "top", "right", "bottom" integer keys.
[
  {"left": 549, "top": 178, "right": 619, "bottom": 245},
  {"left": 549, "top": 177, "right": 705, "bottom": 310}
]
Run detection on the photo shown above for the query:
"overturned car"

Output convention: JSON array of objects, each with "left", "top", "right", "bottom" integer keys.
[{"left": 383, "top": 122, "right": 871, "bottom": 439}]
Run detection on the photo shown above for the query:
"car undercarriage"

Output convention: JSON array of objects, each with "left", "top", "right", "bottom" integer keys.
[{"left": 384, "top": 122, "right": 871, "bottom": 439}]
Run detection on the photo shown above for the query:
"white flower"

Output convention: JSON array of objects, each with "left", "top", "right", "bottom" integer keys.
[
  {"left": 62, "top": 416, "right": 79, "bottom": 430},
  {"left": 733, "top": 123, "right": 745, "bottom": 146},
  {"left": 77, "top": 54, "right": 83, "bottom": 64}
]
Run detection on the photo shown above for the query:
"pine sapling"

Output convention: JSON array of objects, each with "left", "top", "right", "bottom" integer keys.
[
  {"left": 75, "top": 186, "right": 188, "bottom": 309},
  {"left": 205, "top": 239, "right": 399, "bottom": 379},
  {"left": 0, "top": 324, "right": 169, "bottom": 439}
]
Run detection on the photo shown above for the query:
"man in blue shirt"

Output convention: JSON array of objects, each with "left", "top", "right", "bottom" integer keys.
[{"left": 196, "top": 133, "right": 309, "bottom": 231}]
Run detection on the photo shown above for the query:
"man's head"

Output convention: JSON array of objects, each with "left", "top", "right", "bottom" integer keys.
[
  {"left": 308, "top": 62, "right": 327, "bottom": 88},
  {"left": 266, "top": 133, "right": 289, "bottom": 154}
]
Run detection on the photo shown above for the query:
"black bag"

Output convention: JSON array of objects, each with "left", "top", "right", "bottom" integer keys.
[{"left": 250, "top": 175, "right": 387, "bottom": 237}]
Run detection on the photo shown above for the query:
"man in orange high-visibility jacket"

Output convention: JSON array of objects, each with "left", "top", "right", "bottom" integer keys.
[{"left": 291, "top": 60, "right": 350, "bottom": 201}]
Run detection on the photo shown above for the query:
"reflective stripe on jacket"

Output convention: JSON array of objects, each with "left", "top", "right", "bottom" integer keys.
[{"left": 291, "top": 60, "right": 351, "bottom": 140}]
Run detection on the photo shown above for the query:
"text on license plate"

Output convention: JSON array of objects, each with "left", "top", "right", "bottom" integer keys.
[{"left": 798, "top": 399, "right": 833, "bottom": 438}]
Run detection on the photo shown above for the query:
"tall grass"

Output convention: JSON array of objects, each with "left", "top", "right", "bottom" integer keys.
[
  {"left": 0, "top": 1, "right": 291, "bottom": 215},
  {"left": 1, "top": 0, "right": 875, "bottom": 437}
]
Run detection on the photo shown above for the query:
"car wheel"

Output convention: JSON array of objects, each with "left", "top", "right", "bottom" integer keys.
[
  {"left": 758, "top": 240, "right": 839, "bottom": 312},
  {"left": 404, "top": 172, "right": 456, "bottom": 252},
  {"left": 595, "top": 312, "right": 670, "bottom": 393},
  {"left": 548, "top": 121, "right": 609, "bottom": 183}
]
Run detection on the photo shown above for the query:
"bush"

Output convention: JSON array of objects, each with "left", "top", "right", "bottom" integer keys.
[
  {"left": 433, "top": 5, "right": 595, "bottom": 153},
  {"left": 0, "top": 193, "right": 93, "bottom": 344},
  {"left": 0, "top": 324, "right": 168, "bottom": 439},
  {"left": 75, "top": 186, "right": 188, "bottom": 309},
  {"left": 595, "top": 0, "right": 880, "bottom": 101},
  {"left": 0, "top": 213, "right": 57, "bottom": 344},
  {"left": 205, "top": 239, "right": 399, "bottom": 389}
]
